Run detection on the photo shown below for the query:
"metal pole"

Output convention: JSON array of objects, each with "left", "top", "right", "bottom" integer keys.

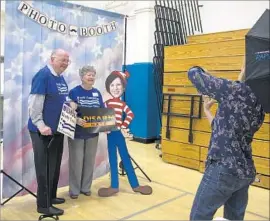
[
  {"left": 167, "top": 0, "right": 177, "bottom": 45},
  {"left": 153, "top": 1, "right": 163, "bottom": 125},
  {"left": 122, "top": 15, "right": 128, "bottom": 72},
  {"left": 171, "top": 1, "right": 180, "bottom": 44},
  {"left": 181, "top": 0, "right": 191, "bottom": 36},
  {"left": 158, "top": 1, "right": 164, "bottom": 45},
  {"left": 187, "top": 0, "right": 194, "bottom": 35},
  {"left": 167, "top": 0, "right": 175, "bottom": 45},
  {"left": 172, "top": 0, "right": 184, "bottom": 45},
  {"left": 0, "top": 0, "right": 2, "bottom": 95},
  {"left": 177, "top": 0, "right": 187, "bottom": 42},
  {"left": 161, "top": 0, "right": 169, "bottom": 45},
  {"left": 190, "top": 0, "right": 197, "bottom": 33},
  {"left": 122, "top": 15, "right": 128, "bottom": 102},
  {"left": 196, "top": 0, "right": 203, "bottom": 33},
  {"left": 192, "top": 0, "right": 200, "bottom": 32},
  {"left": 153, "top": 61, "right": 162, "bottom": 126}
]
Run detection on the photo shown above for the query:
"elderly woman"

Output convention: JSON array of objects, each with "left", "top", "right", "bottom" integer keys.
[{"left": 68, "top": 65, "right": 104, "bottom": 199}]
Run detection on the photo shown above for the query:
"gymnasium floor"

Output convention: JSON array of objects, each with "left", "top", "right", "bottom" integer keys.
[{"left": 0, "top": 140, "right": 269, "bottom": 220}]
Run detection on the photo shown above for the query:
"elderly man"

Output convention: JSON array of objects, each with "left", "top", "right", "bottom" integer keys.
[
  {"left": 188, "top": 64, "right": 265, "bottom": 220},
  {"left": 28, "top": 49, "right": 72, "bottom": 216}
]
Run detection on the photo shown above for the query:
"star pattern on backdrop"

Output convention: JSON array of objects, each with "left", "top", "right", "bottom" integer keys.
[
  {"left": 39, "top": 46, "right": 53, "bottom": 63},
  {"left": 10, "top": 26, "right": 32, "bottom": 41},
  {"left": 69, "top": 5, "right": 83, "bottom": 19},
  {"left": 5, "top": 60, "right": 23, "bottom": 79},
  {"left": 91, "top": 44, "right": 102, "bottom": 57},
  {"left": 96, "top": 16, "right": 107, "bottom": 26},
  {"left": 66, "top": 36, "right": 81, "bottom": 48},
  {"left": 115, "top": 32, "right": 124, "bottom": 45}
]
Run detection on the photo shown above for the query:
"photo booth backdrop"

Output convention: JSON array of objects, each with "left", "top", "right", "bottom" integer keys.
[{"left": 3, "top": 0, "right": 124, "bottom": 198}]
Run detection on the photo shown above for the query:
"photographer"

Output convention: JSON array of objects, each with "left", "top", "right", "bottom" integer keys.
[{"left": 188, "top": 64, "right": 265, "bottom": 220}]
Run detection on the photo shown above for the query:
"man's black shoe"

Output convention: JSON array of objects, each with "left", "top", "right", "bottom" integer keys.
[
  {"left": 37, "top": 206, "right": 64, "bottom": 216},
  {"left": 52, "top": 197, "right": 65, "bottom": 204}
]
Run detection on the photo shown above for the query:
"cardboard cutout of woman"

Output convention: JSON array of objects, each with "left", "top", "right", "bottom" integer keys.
[{"left": 98, "top": 70, "right": 153, "bottom": 197}]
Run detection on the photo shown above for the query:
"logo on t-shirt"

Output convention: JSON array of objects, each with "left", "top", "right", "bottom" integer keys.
[
  {"left": 56, "top": 83, "right": 68, "bottom": 95},
  {"left": 77, "top": 96, "right": 100, "bottom": 108},
  {"left": 93, "top": 92, "right": 99, "bottom": 97}
]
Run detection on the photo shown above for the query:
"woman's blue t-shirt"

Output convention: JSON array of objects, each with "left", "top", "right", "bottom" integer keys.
[
  {"left": 28, "top": 65, "right": 69, "bottom": 133},
  {"left": 69, "top": 85, "right": 105, "bottom": 139}
]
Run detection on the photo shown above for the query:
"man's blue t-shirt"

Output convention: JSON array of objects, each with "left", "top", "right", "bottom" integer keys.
[
  {"left": 69, "top": 85, "right": 105, "bottom": 139},
  {"left": 28, "top": 65, "right": 69, "bottom": 133}
]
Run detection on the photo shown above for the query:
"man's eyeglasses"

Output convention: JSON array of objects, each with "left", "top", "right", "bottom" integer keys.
[{"left": 52, "top": 56, "right": 71, "bottom": 64}]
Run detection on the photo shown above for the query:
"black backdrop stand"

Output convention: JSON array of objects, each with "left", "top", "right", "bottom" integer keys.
[
  {"left": 118, "top": 16, "right": 151, "bottom": 183},
  {"left": 0, "top": 141, "right": 37, "bottom": 206},
  {"left": 0, "top": 170, "right": 37, "bottom": 206},
  {"left": 122, "top": 15, "right": 128, "bottom": 101},
  {"left": 119, "top": 156, "right": 152, "bottom": 182},
  {"left": 0, "top": 137, "right": 58, "bottom": 220}
]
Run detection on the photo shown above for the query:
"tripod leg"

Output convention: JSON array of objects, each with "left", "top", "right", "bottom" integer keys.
[
  {"left": 1, "top": 188, "right": 24, "bottom": 205},
  {"left": 1, "top": 170, "right": 37, "bottom": 198},
  {"left": 0, "top": 170, "right": 37, "bottom": 205},
  {"left": 129, "top": 156, "right": 151, "bottom": 182},
  {"left": 118, "top": 160, "right": 126, "bottom": 176}
]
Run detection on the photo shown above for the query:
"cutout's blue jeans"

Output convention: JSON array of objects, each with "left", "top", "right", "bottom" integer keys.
[
  {"left": 190, "top": 161, "right": 254, "bottom": 220},
  {"left": 107, "top": 130, "right": 139, "bottom": 189}
]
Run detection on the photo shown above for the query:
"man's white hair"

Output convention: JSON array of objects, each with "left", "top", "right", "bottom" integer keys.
[{"left": 51, "top": 48, "right": 68, "bottom": 58}]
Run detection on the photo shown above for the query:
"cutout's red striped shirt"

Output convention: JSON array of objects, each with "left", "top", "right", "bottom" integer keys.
[{"left": 105, "top": 98, "right": 134, "bottom": 129}]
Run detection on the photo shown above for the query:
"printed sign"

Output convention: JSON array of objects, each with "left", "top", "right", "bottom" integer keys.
[
  {"left": 79, "top": 107, "right": 117, "bottom": 133},
  {"left": 57, "top": 103, "right": 77, "bottom": 139}
]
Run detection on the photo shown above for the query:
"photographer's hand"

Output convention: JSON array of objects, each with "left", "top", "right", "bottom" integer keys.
[
  {"left": 203, "top": 95, "right": 215, "bottom": 111},
  {"left": 203, "top": 95, "right": 215, "bottom": 125}
]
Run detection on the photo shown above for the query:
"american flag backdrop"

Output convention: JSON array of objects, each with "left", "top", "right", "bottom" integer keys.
[{"left": 3, "top": 0, "right": 124, "bottom": 198}]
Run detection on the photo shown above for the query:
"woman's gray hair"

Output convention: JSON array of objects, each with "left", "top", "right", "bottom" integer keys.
[{"left": 79, "top": 65, "right": 96, "bottom": 77}]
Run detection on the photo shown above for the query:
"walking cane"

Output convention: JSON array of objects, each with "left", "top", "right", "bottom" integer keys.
[{"left": 38, "top": 135, "right": 59, "bottom": 221}]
